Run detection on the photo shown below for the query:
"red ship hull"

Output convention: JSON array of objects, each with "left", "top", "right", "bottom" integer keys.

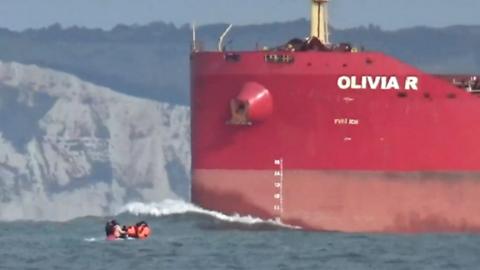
[{"left": 191, "top": 51, "right": 480, "bottom": 232}]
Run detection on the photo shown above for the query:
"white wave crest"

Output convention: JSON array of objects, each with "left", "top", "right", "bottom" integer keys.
[
  {"left": 83, "top": 237, "right": 100, "bottom": 242},
  {"left": 116, "top": 199, "right": 299, "bottom": 229}
]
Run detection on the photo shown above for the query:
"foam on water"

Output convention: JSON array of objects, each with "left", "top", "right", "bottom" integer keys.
[
  {"left": 116, "top": 199, "right": 299, "bottom": 229},
  {"left": 83, "top": 237, "right": 98, "bottom": 242}
]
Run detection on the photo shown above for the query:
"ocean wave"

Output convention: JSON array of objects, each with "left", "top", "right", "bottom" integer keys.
[{"left": 116, "top": 199, "right": 299, "bottom": 230}]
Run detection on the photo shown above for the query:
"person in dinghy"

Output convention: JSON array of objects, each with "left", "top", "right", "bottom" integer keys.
[{"left": 105, "top": 220, "right": 151, "bottom": 240}]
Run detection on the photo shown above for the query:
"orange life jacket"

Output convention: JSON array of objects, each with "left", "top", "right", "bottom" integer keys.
[{"left": 136, "top": 224, "right": 151, "bottom": 239}]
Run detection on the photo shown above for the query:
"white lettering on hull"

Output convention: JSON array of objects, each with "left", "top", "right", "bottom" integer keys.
[
  {"left": 334, "top": 118, "right": 360, "bottom": 125},
  {"left": 338, "top": 76, "right": 419, "bottom": 91}
]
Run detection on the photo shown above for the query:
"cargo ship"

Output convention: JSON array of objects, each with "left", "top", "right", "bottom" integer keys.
[{"left": 190, "top": 0, "right": 480, "bottom": 232}]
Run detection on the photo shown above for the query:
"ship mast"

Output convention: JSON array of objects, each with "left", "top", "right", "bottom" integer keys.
[{"left": 310, "top": 0, "right": 330, "bottom": 44}]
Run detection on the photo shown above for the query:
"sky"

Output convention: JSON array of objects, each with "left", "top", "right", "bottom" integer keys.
[{"left": 0, "top": 0, "right": 479, "bottom": 31}]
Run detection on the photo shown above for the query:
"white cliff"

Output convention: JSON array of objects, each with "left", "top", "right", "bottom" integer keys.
[{"left": 0, "top": 61, "right": 190, "bottom": 221}]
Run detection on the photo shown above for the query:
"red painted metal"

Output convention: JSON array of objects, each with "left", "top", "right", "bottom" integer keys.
[
  {"left": 190, "top": 49, "right": 480, "bottom": 233},
  {"left": 193, "top": 169, "right": 480, "bottom": 232},
  {"left": 236, "top": 82, "right": 273, "bottom": 122}
]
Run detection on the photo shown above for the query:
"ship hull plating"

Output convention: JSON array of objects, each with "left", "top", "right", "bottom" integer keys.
[
  {"left": 193, "top": 169, "right": 480, "bottom": 232},
  {"left": 191, "top": 51, "right": 480, "bottom": 232}
]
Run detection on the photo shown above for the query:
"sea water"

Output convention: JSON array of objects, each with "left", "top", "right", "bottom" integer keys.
[{"left": 1, "top": 200, "right": 480, "bottom": 270}]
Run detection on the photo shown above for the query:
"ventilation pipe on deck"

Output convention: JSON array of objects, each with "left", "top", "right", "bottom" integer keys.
[
  {"left": 311, "top": 0, "right": 330, "bottom": 44},
  {"left": 191, "top": 22, "right": 198, "bottom": 52},
  {"left": 218, "top": 24, "right": 233, "bottom": 52}
]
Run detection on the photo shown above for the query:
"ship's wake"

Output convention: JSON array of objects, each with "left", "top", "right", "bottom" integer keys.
[
  {"left": 116, "top": 199, "right": 299, "bottom": 230},
  {"left": 82, "top": 200, "right": 299, "bottom": 242}
]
